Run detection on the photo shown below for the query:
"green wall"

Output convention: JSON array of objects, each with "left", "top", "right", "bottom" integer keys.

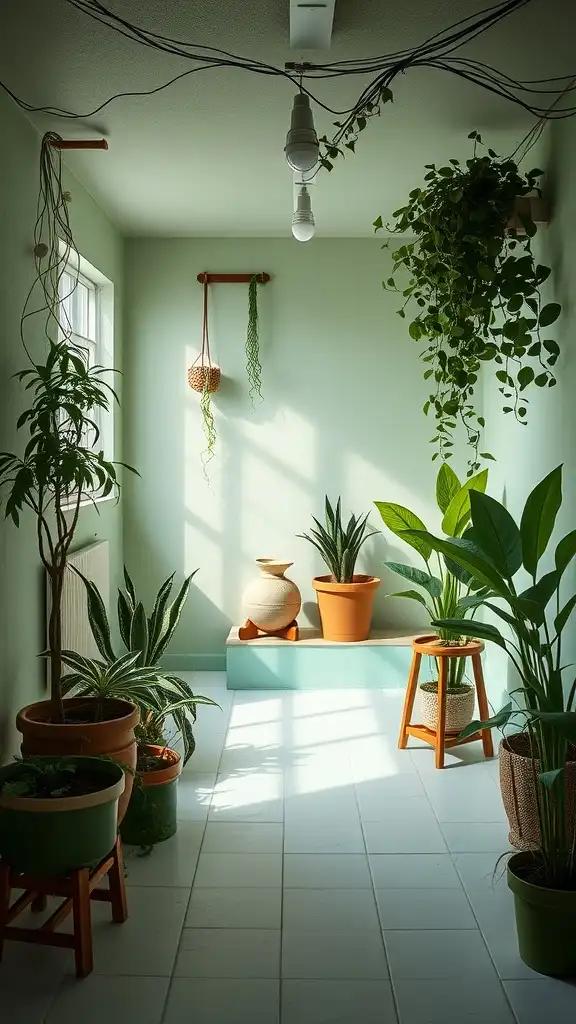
[
  {"left": 123, "top": 237, "right": 448, "bottom": 667},
  {"left": 0, "top": 92, "right": 124, "bottom": 759}
]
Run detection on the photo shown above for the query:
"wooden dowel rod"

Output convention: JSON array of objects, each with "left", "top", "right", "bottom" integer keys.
[
  {"left": 49, "top": 140, "right": 108, "bottom": 150},
  {"left": 197, "top": 273, "right": 270, "bottom": 284}
]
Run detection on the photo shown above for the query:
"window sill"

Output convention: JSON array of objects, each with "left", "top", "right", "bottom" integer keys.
[{"left": 61, "top": 492, "right": 118, "bottom": 513}]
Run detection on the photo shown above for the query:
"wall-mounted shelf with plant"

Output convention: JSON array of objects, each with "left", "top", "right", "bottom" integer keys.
[{"left": 374, "top": 133, "right": 560, "bottom": 474}]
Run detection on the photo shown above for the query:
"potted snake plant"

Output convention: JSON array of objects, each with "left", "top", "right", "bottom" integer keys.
[
  {"left": 375, "top": 464, "right": 488, "bottom": 733},
  {"left": 408, "top": 465, "right": 576, "bottom": 977},
  {"left": 299, "top": 496, "right": 379, "bottom": 641},
  {"left": 75, "top": 566, "right": 219, "bottom": 845}
]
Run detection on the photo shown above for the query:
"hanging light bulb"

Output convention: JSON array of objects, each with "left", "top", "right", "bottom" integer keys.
[
  {"left": 285, "top": 94, "right": 319, "bottom": 172},
  {"left": 292, "top": 184, "right": 315, "bottom": 242}
]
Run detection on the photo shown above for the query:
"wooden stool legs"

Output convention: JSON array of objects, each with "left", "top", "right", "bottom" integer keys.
[
  {"left": 398, "top": 637, "right": 492, "bottom": 768},
  {"left": 398, "top": 652, "right": 421, "bottom": 750},
  {"left": 0, "top": 837, "right": 127, "bottom": 978}
]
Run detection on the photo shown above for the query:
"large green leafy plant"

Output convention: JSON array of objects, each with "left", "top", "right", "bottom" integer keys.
[
  {"left": 408, "top": 466, "right": 576, "bottom": 888},
  {"left": 299, "top": 496, "right": 377, "bottom": 583},
  {"left": 375, "top": 464, "right": 487, "bottom": 685},
  {"left": 375, "top": 134, "right": 560, "bottom": 474},
  {"left": 71, "top": 567, "right": 218, "bottom": 763},
  {"left": 0, "top": 133, "right": 133, "bottom": 723}
]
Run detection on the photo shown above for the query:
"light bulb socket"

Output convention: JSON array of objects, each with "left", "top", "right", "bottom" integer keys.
[{"left": 285, "top": 94, "right": 319, "bottom": 172}]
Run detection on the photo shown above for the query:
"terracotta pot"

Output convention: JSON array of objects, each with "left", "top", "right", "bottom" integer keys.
[
  {"left": 499, "top": 734, "right": 576, "bottom": 851},
  {"left": 419, "top": 682, "right": 475, "bottom": 734},
  {"left": 312, "top": 575, "right": 380, "bottom": 642},
  {"left": 16, "top": 698, "right": 140, "bottom": 824},
  {"left": 242, "top": 559, "right": 302, "bottom": 632},
  {"left": 188, "top": 365, "right": 221, "bottom": 393}
]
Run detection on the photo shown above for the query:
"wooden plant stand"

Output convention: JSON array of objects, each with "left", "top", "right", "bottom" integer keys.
[
  {"left": 398, "top": 635, "right": 494, "bottom": 769},
  {"left": 0, "top": 837, "right": 127, "bottom": 978},
  {"left": 238, "top": 619, "right": 299, "bottom": 641}
]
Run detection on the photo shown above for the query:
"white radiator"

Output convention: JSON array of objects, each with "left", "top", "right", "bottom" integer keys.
[{"left": 58, "top": 540, "right": 110, "bottom": 659}]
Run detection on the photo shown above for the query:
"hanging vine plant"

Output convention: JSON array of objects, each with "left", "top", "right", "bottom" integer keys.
[
  {"left": 374, "top": 133, "right": 560, "bottom": 474},
  {"left": 245, "top": 274, "right": 263, "bottom": 405}
]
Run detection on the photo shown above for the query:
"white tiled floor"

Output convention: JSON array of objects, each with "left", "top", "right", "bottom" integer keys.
[{"left": 3, "top": 674, "right": 576, "bottom": 1023}]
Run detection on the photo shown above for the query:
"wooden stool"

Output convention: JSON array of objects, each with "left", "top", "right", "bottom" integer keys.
[
  {"left": 398, "top": 634, "right": 494, "bottom": 769},
  {"left": 0, "top": 837, "right": 127, "bottom": 977}
]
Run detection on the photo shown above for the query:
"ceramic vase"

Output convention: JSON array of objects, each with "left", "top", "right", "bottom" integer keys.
[{"left": 242, "top": 559, "right": 301, "bottom": 632}]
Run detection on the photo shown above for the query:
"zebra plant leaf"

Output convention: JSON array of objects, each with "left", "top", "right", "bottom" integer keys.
[
  {"left": 118, "top": 589, "right": 132, "bottom": 650},
  {"left": 71, "top": 565, "right": 115, "bottom": 663},
  {"left": 123, "top": 566, "right": 136, "bottom": 609},
  {"left": 130, "top": 602, "right": 149, "bottom": 666}
]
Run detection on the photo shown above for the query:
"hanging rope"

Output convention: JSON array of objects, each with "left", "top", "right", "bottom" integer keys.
[
  {"left": 188, "top": 274, "right": 220, "bottom": 473},
  {"left": 245, "top": 274, "right": 263, "bottom": 406}
]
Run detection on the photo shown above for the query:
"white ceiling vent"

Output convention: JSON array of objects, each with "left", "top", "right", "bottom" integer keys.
[{"left": 290, "top": 1, "right": 336, "bottom": 50}]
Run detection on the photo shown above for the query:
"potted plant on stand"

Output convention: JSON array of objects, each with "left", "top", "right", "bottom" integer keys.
[
  {"left": 299, "top": 496, "right": 379, "bottom": 642},
  {"left": 409, "top": 466, "right": 576, "bottom": 977},
  {"left": 74, "top": 566, "right": 219, "bottom": 844},
  {"left": 375, "top": 464, "right": 488, "bottom": 734},
  {"left": 0, "top": 755, "right": 125, "bottom": 877}
]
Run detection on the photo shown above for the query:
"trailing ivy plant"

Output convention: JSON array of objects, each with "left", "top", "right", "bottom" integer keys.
[
  {"left": 318, "top": 87, "right": 394, "bottom": 171},
  {"left": 374, "top": 133, "right": 560, "bottom": 475}
]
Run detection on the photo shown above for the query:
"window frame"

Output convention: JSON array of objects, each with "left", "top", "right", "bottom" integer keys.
[{"left": 58, "top": 244, "right": 116, "bottom": 508}]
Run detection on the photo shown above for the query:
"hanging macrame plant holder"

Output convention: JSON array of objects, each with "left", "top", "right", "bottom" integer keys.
[{"left": 188, "top": 276, "right": 221, "bottom": 394}]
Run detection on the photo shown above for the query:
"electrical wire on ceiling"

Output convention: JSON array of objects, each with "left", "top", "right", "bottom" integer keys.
[{"left": 1, "top": 0, "right": 575, "bottom": 147}]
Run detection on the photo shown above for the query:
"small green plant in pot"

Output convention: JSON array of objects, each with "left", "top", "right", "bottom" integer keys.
[
  {"left": 406, "top": 466, "right": 576, "bottom": 977},
  {"left": 75, "top": 566, "right": 219, "bottom": 845},
  {"left": 299, "top": 496, "right": 379, "bottom": 642},
  {"left": 0, "top": 755, "right": 125, "bottom": 877},
  {"left": 375, "top": 464, "right": 488, "bottom": 733}
]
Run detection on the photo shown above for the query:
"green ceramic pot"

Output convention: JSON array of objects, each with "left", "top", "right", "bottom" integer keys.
[
  {"left": 121, "top": 746, "right": 182, "bottom": 847},
  {"left": 0, "top": 756, "right": 125, "bottom": 877},
  {"left": 508, "top": 851, "right": 576, "bottom": 977}
]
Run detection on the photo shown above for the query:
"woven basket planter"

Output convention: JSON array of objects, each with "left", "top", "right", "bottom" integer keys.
[
  {"left": 419, "top": 682, "right": 475, "bottom": 734},
  {"left": 188, "top": 365, "right": 221, "bottom": 394},
  {"left": 499, "top": 734, "right": 576, "bottom": 851}
]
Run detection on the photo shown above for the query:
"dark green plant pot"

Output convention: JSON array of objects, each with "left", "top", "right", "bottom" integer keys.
[
  {"left": 121, "top": 746, "right": 181, "bottom": 847},
  {"left": 0, "top": 756, "right": 125, "bottom": 877},
  {"left": 508, "top": 851, "right": 576, "bottom": 977}
]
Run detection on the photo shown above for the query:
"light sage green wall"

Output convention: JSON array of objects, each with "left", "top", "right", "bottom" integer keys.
[
  {"left": 124, "top": 237, "right": 452, "bottom": 667},
  {"left": 0, "top": 91, "right": 124, "bottom": 759},
  {"left": 482, "top": 122, "right": 576, "bottom": 708}
]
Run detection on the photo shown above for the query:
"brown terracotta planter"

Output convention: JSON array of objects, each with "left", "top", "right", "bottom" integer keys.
[
  {"left": 499, "top": 734, "right": 576, "bottom": 851},
  {"left": 16, "top": 698, "right": 140, "bottom": 824},
  {"left": 312, "top": 575, "right": 380, "bottom": 642}
]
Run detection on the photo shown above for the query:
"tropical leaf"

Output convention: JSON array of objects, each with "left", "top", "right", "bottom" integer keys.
[
  {"left": 555, "top": 530, "right": 576, "bottom": 577},
  {"left": 130, "top": 602, "right": 149, "bottom": 665},
  {"left": 404, "top": 532, "right": 509, "bottom": 596},
  {"left": 520, "top": 466, "right": 562, "bottom": 577},
  {"left": 384, "top": 562, "right": 442, "bottom": 598},
  {"left": 431, "top": 617, "right": 506, "bottom": 647},
  {"left": 458, "top": 702, "right": 513, "bottom": 740},
  {"left": 441, "top": 469, "right": 488, "bottom": 537},
  {"left": 555, "top": 594, "right": 576, "bottom": 636},
  {"left": 118, "top": 589, "right": 132, "bottom": 649},
  {"left": 374, "top": 501, "right": 431, "bottom": 561},
  {"left": 70, "top": 566, "right": 115, "bottom": 663},
  {"left": 388, "top": 589, "right": 433, "bottom": 613},
  {"left": 469, "top": 491, "right": 522, "bottom": 578},
  {"left": 123, "top": 566, "right": 136, "bottom": 609},
  {"left": 150, "top": 575, "right": 194, "bottom": 662},
  {"left": 436, "top": 463, "right": 461, "bottom": 515}
]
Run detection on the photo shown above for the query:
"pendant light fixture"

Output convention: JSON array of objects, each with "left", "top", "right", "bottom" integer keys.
[
  {"left": 292, "top": 183, "right": 315, "bottom": 242},
  {"left": 285, "top": 93, "right": 319, "bottom": 172}
]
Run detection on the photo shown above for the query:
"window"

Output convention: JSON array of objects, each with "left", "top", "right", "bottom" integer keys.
[{"left": 58, "top": 248, "right": 115, "bottom": 500}]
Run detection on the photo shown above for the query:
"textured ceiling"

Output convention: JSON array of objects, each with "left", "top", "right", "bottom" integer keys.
[{"left": 1, "top": 0, "right": 573, "bottom": 235}]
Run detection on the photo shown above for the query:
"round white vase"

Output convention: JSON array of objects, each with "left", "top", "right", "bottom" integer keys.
[{"left": 242, "top": 559, "right": 302, "bottom": 632}]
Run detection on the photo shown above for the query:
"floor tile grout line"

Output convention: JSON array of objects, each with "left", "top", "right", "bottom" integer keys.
[
  {"left": 159, "top": 677, "right": 233, "bottom": 1024},
  {"left": 351, "top": 742, "right": 400, "bottom": 1024},
  {"left": 422, "top": 766, "right": 521, "bottom": 1024}
]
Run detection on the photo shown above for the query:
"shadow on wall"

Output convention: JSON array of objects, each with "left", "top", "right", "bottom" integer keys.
[{"left": 124, "top": 239, "right": 446, "bottom": 662}]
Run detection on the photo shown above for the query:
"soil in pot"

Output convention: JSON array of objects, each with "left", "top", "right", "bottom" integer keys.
[
  {"left": 312, "top": 575, "right": 380, "bottom": 642},
  {"left": 507, "top": 851, "right": 576, "bottom": 977},
  {"left": 0, "top": 755, "right": 125, "bottom": 877},
  {"left": 121, "top": 745, "right": 182, "bottom": 847},
  {"left": 500, "top": 734, "right": 576, "bottom": 851},
  {"left": 419, "top": 681, "right": 475, "bottom": 734},
  {"left": 16, "top": 698, "right": 139, "bottom": 824}
]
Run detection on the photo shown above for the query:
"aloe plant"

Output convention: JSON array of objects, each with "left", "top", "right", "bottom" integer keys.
[
  {"left": 299, "top": 496, "right": 377, "bottom": 583},
  {"left": 71, "top": 567, "right": 218, "bottom": 763}
]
